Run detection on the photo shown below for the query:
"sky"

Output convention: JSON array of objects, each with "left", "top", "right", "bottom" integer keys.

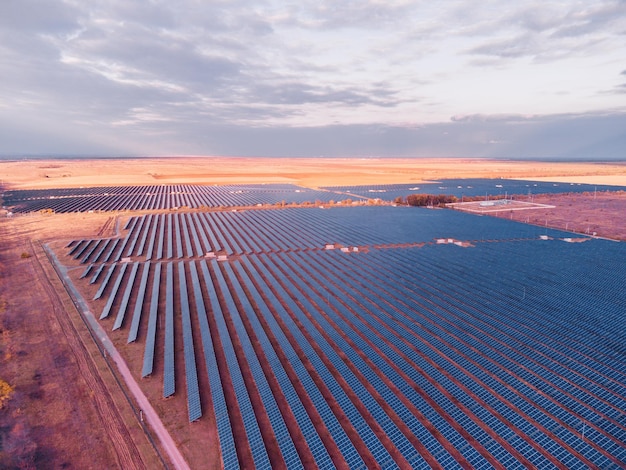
[{"left": 0, "top": 0, "right": 625, "bottom": 159}]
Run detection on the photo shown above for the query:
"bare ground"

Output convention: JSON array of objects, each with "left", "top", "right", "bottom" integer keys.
[
  {"left": 482, "top": 191, "right": 626, "bottom": 241},
  {"left": 0, "top": 214, "right": 164, "bottom": 469}
]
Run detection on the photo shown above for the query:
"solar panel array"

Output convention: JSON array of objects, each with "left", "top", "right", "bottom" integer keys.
[
  {"left": 65, "top": 206, "right": 625, "bottom": 469},
  {"left": 3, "top": 184, "right": 337, "bottom": 213},
  {"left": 5, "top": 179, "right": 626, "bottom": 214},
  {"left": 72, "top": 207, "right": 562, "bottom": 267},
  {"left": 322, "top": 179, "right": 626, "bottom": 201}
]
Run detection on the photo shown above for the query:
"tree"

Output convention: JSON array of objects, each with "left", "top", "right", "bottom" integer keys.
[
  {"left": 0, "top": 378, "right": 13, "bottom": 408},
  {"left": 406, "top": 194, "right": 458, "bottom": 207}
]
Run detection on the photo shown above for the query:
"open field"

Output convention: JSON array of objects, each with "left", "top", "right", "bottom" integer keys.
[
  {"left": 1, "top": 157, "right": 625, "bottom": 469},
  {"left": 0, "top": 214, "right": 164, "bottom": 469},
  {"left": 2, "top": 157, "right": 626, "bottom": 189},
  {"left": 482, "top": 191, "right": 626, "bottom": 241}
]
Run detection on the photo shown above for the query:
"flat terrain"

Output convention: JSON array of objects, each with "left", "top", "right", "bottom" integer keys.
[
  {"left": 2, "top": 157, "right": 626, "bottom": 189},
  {"left": 0, "top": 157, "right": 625, "bottom": 469},
  {"left": 486, "top": 191, "right": 626, "bottom": 241},
  {"left": 0, "top": 213, "right": 162, "bottom": 469}
]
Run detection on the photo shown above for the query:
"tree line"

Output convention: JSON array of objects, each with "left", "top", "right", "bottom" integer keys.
[
  {"left": 394, "top": 194, "right": 458, "bottom": 206},
  {"left": 395, "top": 193, "right": 519, "bottom": 207}
]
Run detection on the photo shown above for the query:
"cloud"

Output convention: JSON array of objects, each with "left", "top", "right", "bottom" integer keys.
[
  {"left": 450, "top": 114, "right": 537, "bottom": 123},
  {"left": 0, "top": 1, "right": 624, "bottom": 158},
  {"left": 467, "top": 34, "right": 540, "bottom": 59},
  {"left": 464, "top": 1, "right": 626, "bottom": 61},
  {"left": 273, "top": 1, "right": 418, "bottom": 30}
]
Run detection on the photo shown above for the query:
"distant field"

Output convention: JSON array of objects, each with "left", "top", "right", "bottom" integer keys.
[{"left": 2, "top": 156, "right": 626, "bottom": 189}]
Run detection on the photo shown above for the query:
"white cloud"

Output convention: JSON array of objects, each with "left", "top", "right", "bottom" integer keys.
[{"left": 0, "top": 0, "right": 624, "bottom": 157}]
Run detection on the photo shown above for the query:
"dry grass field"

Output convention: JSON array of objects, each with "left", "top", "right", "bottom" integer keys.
[
  {"left": 1, "top": 156, "right": 625, "bottom": 469},
  {"left": 2, "top": 156, "right": 626, "bottom": 189}
]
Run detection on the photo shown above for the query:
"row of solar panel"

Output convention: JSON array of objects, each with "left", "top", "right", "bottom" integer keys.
[
  {"left": 358, "top": 250, "right": 620, "bottom": 422},
  {"left": 90, "top": 257, "right": 416, "bottom": 467},
  {"left": 70, "top": 207, "right": 581, "bottom": 269},
  {"left": 81, "top": 239, "right": 625, "bottom": 467},
  {"left": 312, "top": 247, "right": 625, "bottom": 466},
  {"left": 269, "top": 251, "right": 510, "bottom": 468},
  {"left": 321, "top": 179, "right": 626, "bottom": 201},
  {"left": 237, "top": 256, "right": 370, "bottom": 468},
  {"left": 362, "top": 250, "right": 626, "bottom": 424},
  {"left": 302, "top": 250, "right": 620, "bottom": 466},
  {"left": 4, "top": 184, "right": 336, "bottom": 213},
  {"left": 403, "top": 243, "right": 626, "bottom": 380}
]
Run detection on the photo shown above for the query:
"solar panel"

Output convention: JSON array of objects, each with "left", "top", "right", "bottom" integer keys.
[
  {"left": 127, "top": 261, "right": 151, "bottom": 342},
  {"left": 219, "top": 261, "right": 303, "bottom": 469},
  {"left": 142, "top": 262, "right": 161, "bottom": 376},
  {"left": 200, "top": 260, "right": 271, "bottom": 469},
  {"left": 113, "top": 262, "right": 139, "bottom": 330},
  {"left": 178, "top": 261, "right": 201, "bottom": 421},
  {"left": 188, "top": 261, "right": 239, "bottom": 467},
  {"left": 99, "top": 262, "right": 128, "bottom": 319}
]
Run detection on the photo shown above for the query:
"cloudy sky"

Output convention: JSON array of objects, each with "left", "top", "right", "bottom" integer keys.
[{"left": 1, "top": 0, "right": 625, "bottom": 159}]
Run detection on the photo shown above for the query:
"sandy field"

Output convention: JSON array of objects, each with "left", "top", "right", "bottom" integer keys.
[{"left": 1, "top": 157, "right": 626, "bottom": 189}]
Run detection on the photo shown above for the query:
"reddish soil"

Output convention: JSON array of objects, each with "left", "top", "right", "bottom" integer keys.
[
  {"left": 485, "top": 191, "right": 626, "bottom": 240},
  {"left": 0, "top": 221, "right": 161, "bottom": 469},
  {"left": 52, "top": 232, "right": 220, "bottom": 470}
]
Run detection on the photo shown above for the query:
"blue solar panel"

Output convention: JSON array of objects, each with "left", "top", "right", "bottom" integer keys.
[
  {"left": 173, "top": 214, "right": 184, "bottom": 259},
  {"left": 188, "top": 261, "right": 239, "bottom": 467},
  {"left": 113, "top": 262, "right": 139, "bottom": 330},
  {"left": 128, "top": 261, "right": 151, "bottom": 343},
  {"left": 153, "top": 214, "right": 164, "bottom": 260},
  {"left": 89, "top": 263, "right": 106, "bottom": 285},
  {"left": 79, "top": 263, "right": 94, "bottom": 279},
  {"left": 91, "top": 238, "right": 112, "bottom": 263},
  {"left": 67, "top": 203, "right": 625, "bottom": 468},
  {"left": 80, "top": 239, "right": 102, "bottom": 264},
  {"left": 219, "top": 261, "right": 303, "bottom": 469},
  {"left": 163, "top": 262, "right": 175, "bottom": 397},
  {"left": 200, "top": 259, "right": 272, "bottom": 469},
  {"left": 99, "top": 262, "right": 128, "bottom": 319},
  {"left": 142, "top": 262, "right": 161, "bottom": 377},
  {"left": 136, "top": 214, "right": 153, "bottom": 256},
  {"left": 177, "top": 262, "right": 201, "bottom": 421}
]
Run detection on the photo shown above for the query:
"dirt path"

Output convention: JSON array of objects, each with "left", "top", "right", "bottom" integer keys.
[
  {"left": 31, "top": 240, "right": 149, "bottom": 469},
  {"left": 1, "top": 219, "right": 140, "bottom": 468},
  {"left": 42, "top": 245, "right": 190, "bottom": 470}
]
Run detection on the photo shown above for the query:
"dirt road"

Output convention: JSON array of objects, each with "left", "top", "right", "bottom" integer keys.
[{"left": 43, "top": 245, "right": 190, "bottom": 470}]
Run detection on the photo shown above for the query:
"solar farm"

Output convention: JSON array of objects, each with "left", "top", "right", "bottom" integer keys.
[
  {"left": 4, "top": 178, "right": 626, "bottom": 214},
  {"left": 6, "top": 181, "right": 625, "bottom": 468}
]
